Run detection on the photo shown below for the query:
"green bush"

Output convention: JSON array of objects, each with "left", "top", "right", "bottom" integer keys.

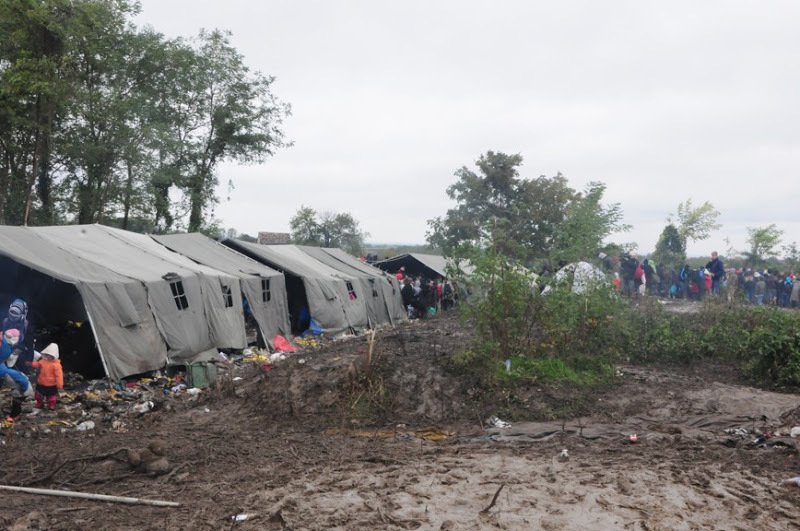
[{"left": 451, "top": 248, "right": 800, "bottom": 391}]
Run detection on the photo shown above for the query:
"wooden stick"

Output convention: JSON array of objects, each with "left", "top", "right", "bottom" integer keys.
[
  {"left": 480, "top": 483, "right": 505, "bottom": 514},
  {"left": 0, "top": 485, "right": 180, "bottom": 507}
]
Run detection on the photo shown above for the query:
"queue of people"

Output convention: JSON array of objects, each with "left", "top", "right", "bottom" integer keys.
[{"left": 613, "top": 251, "right": 799, "bottom": 306}]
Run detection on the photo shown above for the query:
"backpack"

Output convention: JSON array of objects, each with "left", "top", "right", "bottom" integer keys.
[
  {"left": 698, "top": 269, "right": 706, "bottom": 282},
  {"left": 634, "top": 264, "right": 644, "bottom": 281}
]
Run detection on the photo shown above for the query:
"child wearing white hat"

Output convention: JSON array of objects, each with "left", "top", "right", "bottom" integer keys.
[{"left": 31, "top": 343, "right": 63, "bottom": 410}]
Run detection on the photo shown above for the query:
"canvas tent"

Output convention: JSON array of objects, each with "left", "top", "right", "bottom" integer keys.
[
  {"left": 320, "top": 248, "right": 406, "bottom": 324},
  {"left": 374, "top": 253, "right": 471, "bottom": 280},
  {"left": 0, "top": 224, "right": 248, "bottom": 380},
  {"left": 152, "top": 233, "right": 290, "bottom": 345},
  {"left": 223, "top": 240, "right": 369, "bottom": 335},
  {"left": 543, "top": 261, "right": 608, "bottom": 295},
  {"left": 297, "top": 246, "right": 406, "bottom": 327}
]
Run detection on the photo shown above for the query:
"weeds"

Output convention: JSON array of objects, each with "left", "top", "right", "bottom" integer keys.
[{"left": 451, "top": 247, "right": 800, "bottom": 391}]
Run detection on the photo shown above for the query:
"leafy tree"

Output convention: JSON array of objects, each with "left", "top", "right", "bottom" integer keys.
[
  {"left": 0, "top": 0, "right": 79, "bottom": 224},
  {"left": 550, "top": 182, "right": 628, "bottom": 265},
  {"left": 289, "top": 205, "right": 320, "bottom": 245},
  {"left": 782, "top": 241, "right": 800, "bottom": 272},
  {"left": 290, "top": 206, "right": 368, "bottom": 255},
  {"left": 744, "top": 224, "right": 783, "bottom": 267},
  {"left": 167, "top": 30, "right": 290, "bottom": 232},
  {"left": 670, "top": 199, "right": 721, "bottom": 249},
  {"left": 1, "top": 2, "right": 289, "bottom": 233},
  {"left": 426, "top": 151, "right": 577, "bottom": 264},
  {"left": 58, "top": 0, "right": 142, "bottom": 224},
  {"left": 652, "top": 223, "right": 686, "bottom": 267}
]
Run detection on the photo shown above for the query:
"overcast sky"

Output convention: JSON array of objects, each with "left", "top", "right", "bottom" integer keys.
[{"left": 135, "top": 1, "right": 799, "bottom": 257}]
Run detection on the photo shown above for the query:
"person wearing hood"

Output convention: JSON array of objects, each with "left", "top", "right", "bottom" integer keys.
[
  {"left": 31, "top": 343, "right": 63, "bottom": 410},
  {"left": 2, "top": 299, "right": 33, "bottom": 374},
  {"left": 0, "top": 328, "right": 34, "bottom": 420}
]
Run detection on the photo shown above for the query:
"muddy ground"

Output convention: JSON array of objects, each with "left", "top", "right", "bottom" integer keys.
[{"left": 2, "top": 311, "right": 800, "bottom": 530}]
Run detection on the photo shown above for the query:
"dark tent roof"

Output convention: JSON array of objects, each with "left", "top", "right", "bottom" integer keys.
[{"left": 374, "top": 253, "right": 472, "bottom": 279}]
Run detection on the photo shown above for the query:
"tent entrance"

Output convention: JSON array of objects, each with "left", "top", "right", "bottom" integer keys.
[
  {"left": 284, "top": 274, "right": 310, "bottom": 335},
  {"left": 0, "top": 257, "right": 105, "bottom": 379}
]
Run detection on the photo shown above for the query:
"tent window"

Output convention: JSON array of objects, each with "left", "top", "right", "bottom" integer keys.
[
  {"left": 386, "top": 277, "right": 396, "bottom": 295},
  {"left": 222, "top": 285, "right": 234, "bottom": 308},
  {"left": 261, "top": 278, "right": 271, "bottom": 302},
  {"left": 369, "top": 279, "right": 378, "bottom": 297},
  {"left": 346, "top": 281, "right": 357, "bottom": 300},
  {"left": 170, "top": 280, "right": 189, "bottom": 310}
]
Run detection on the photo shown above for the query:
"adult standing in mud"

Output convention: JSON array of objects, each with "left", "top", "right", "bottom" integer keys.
[{"left": 706, "top": 251, "right": 726, "bottom": 296}]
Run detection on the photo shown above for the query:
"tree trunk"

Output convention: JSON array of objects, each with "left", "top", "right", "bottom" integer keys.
[{"left": 122, "top": 160, "right": 134, "bottom": 230}]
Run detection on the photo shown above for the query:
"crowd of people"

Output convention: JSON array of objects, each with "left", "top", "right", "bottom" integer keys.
[
  {"left": 610, "top": 251, "right": 800, "bottom": 306},
  {"left": 394, "top": 267, "right": 461, "bottom": 319}
]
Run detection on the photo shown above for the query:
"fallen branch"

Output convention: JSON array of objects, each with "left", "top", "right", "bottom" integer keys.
[
  {"left": 0, "top": 485, "right": 180, "bottom": 507},
  {"left": 480, "top": 483, "right": 505, "bottom": 514},
  {"left": 22, "top": 448, "right": 130, "bottom": 487}
]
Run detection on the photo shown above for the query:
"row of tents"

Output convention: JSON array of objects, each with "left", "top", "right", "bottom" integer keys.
[{"left": 0, "top": 225, "right": 406, "bottom": 381}]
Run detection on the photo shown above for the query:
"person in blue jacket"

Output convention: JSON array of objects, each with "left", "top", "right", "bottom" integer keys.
[{"left": 1, "top": 328, "right": 34, "bottom": 420}]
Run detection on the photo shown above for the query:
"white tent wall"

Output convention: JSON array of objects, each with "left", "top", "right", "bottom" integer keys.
[
  {"left": 77, "top": 282, "right": 168, "bottom": 378},
  {"left": 320, "top": 248, "right": 407, "bottom": 325},
  {"left": 151, "top": 234, "right": 291, "bottom": 346},
  {"left": 0, "top": 227, "right": 170, "bottom": 381},
  {"left": 31, "top": 225, "right": 246, "bottom": 362},
  {"left": 96, "top": 226, "right": 248, "bottom": 350},
  {"left": 264, "top": 245, "right": 369, "bottom": 333},
  {"left": 223, "top": 240, "right": 366, "bottom": 335},
  {"left": 299, "top": 246, "right": 393, "bottom": 327},
  {"left": 238, "top": 274, "right": 290, "bottom": 343}
]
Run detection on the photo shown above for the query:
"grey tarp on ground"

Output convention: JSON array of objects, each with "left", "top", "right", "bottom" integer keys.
[
  {"left": 374, "top": 253, "right": 472, "bottom": 279},
  {"left": 32, "top": 225, "right": 247, "bottom": 364},
  {"left": 152, "top": 233, "right": 290, "bottom": 344},
  {"left": 223, "top": 240, "right": 368, "bottom": 334},
  {"left": 303, "top": 247, "right": 406, "bottom": 326},
  {"left": 0, "top": 226, "right": 168, "bottom": 380}
]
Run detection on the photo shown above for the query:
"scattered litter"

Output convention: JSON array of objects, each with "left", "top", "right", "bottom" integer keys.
[
  {"left": 203, "top": 407, "right": 211, "bottom": 413},
  {"left": 504, "top": 359, "right": 512, "bottom": 373},
  {"left": 298, "top": 358, "right": 306, "bottom": 364},
  {"left": 268, "top": 353, "right": 287, "bottom": 363},
  {"left": 725, "top": 427, "right": 749, "bottom": 437},
  {"left": 791, "top": 427, "right": 800, "bottom": 438},
  {"left": 185, "top": 388, "right": 201, "bottom": 397},
  {"left": 628, "top": 434, "right": 639, "bottom": 443},
  {"left": 76, "top": 421, "right": 95, "bottom": 432},
  {"left": 232, "top": 513, "right": 251, "bottom": 522},
  {"left": 487, "top": 416, "right": 512, "bottom": 429},
  {"left": 782, "top": 477, "right": 800, "bottom": 486},
  {"left": 273, "top": 335, "right": 298, "bottom": 353},
  {"left": 232, "top": 377, "right": 243, "bottom": 382},
  {"left": 132, "top": 401, "right": 155, "bottom": 414},
  {"left": 558, "top": 449, "right": 570, "bottom": 461}
]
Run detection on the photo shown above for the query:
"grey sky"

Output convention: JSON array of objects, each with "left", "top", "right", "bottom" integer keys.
[{"left": 135, "top": 1, "right": 800, "bottom": 257}]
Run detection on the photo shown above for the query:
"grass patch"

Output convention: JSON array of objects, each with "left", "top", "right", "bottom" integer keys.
[{"left": 497, "top": 356, "right": 615, "bottom": 386}]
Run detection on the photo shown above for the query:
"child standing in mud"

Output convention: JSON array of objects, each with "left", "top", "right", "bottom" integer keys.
[{"left": 30, "top": 343, "right": 63, "bottom": 410}]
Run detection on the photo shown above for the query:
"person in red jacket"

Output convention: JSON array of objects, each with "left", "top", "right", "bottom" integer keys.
[{"left": 31, "top": 343, "right": 63, "bottom": 410}]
